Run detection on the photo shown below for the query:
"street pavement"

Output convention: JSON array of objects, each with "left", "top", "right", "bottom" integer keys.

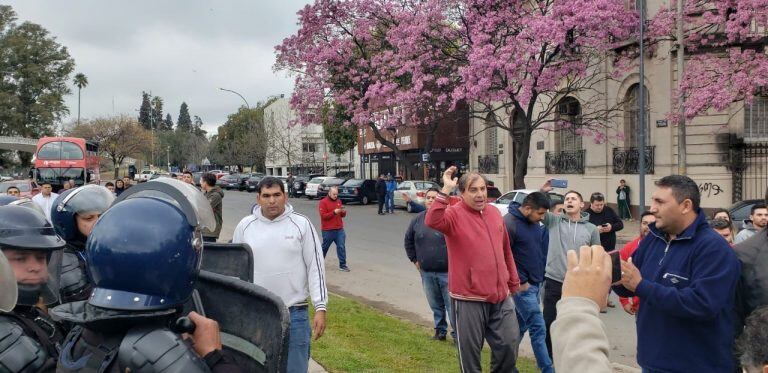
[{"left": 219, "top": 189, "right": 641, "bottom": 371}]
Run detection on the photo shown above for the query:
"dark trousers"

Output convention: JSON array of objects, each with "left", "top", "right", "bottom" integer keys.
[
  {"left": 321, "top": 229, "right": 347, "bottom": 268},
  {"left": 542, "top": 277, "right": 563, "bottom": 360},
  {"left": 452, "top": 297, "right": 520, "bottom": 373},
  {"left": 377, "top": 194, "right": 386, "bottom": 213}
]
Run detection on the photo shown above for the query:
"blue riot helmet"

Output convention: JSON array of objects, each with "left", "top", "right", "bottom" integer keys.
[
  {"left": 0, "top": 194, "right": 18, "bottom": 206},
  {"left": 51, "top": 185, "right": 115, "bottom": 249},
  {"left": 0, "top": 205, "right": 65, "bottom": 306},
  {"left": 87, "top": 178, "right": 214, "bottom": 311}
]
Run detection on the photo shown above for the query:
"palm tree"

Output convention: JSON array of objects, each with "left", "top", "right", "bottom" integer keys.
[{"left": 73, "top": 73, "right": 88, "bottom": 125}]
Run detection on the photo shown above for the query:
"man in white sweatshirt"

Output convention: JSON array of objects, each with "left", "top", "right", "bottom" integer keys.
[{"left": 233, "top": 176, "right": 328, "bottom": 373}]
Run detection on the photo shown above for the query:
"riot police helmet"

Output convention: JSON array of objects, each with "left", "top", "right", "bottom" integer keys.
[
  {"left": 87, "top": 181, "right": 207, "bottom": 311},
  {"left": 51, "top": 185, "right": 115, "bottom": 246},
  {"left": 0, "top": 205, "right": 65, "bottom": 306}
]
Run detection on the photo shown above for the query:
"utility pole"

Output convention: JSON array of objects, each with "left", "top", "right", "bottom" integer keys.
[
  {"left": 167, "top": 146, "right": 171, "bottom": 173},
  {"left": 638, "top": 0, "right": 647, "bottom": 214},
  {"left": 677, "top": 0, "right": 687, "bottom": 175}
]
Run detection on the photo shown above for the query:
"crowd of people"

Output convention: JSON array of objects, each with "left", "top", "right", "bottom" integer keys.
[{"left": 1, "top": 165, "right": 767, "bottom": 373}]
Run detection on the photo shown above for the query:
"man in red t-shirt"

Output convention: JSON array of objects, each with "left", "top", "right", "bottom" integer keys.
[
  {"left": 618, "top": 211, "right": 656, "bottom": 315},
  {"left": 319, "top": 186, "right": 349, "bottom": 271}
]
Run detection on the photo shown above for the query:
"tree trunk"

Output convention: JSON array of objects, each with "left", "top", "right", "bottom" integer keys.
[
  {"left": 510, "top": 113, "right": 531, "bottom": 189},
  {"left": 367, "top": 123, "right": 418, "bottom": 178},
  {"left": 77, "top": 88, "right": 81, "bottom": 126}
]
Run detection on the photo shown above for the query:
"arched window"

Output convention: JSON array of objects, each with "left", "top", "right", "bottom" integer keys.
[
  {"left": 624, "top": 84, "right": 650, "bottom": 148},
  {"left": 555, "top": 97, "right": 582, "bottom": 152},
  {"left": 485, "top": 113, "right": 498, "bottom": 155}
]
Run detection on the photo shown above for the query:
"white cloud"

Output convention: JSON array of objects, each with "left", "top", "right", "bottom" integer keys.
[{"left": 5, "top": 0, "right": 308, "bottom": 132}]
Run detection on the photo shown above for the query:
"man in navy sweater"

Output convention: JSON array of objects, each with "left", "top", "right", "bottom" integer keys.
[
  {"left": 404, "top": 187, "right": 454, "bottom": 341},
  {"left": 504, "top": 192, "right": 553, "bottom": 373},
  {"left": 614, "top": 175, "right": 741, "bottom": 373}
]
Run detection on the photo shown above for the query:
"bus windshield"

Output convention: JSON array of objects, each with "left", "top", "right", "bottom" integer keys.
[{"left": 37, "top": 141, "right": 84, "bottom": 160}]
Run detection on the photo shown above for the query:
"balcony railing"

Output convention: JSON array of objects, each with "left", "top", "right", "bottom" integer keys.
[
  {"left": 477, "top": 154, "right": 499, "bottom": 174},
  {"left": 612, "top": 146, "right": 655, "bottom": 174},
  {"left": 546, "top": 150, "right": 586, "bottom": 174}
]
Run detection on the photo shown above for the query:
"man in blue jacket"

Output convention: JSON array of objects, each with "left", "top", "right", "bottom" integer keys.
[
  {"left": 504, "top": 192, "right": 553, "bottom": 373},
  {"left": 614, "top": 175, "right": 741, "bottom": 373},
  {"left": 404, "top": 187, "right": 454, "bottom": 341}
]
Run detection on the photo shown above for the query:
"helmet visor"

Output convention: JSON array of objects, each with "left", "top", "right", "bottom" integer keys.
[
  {"left": 0, "top": 250, "right": 17, "bottom": 312},
  {"left": 114, "top": 178, "right": 215, "bottom": 231},
  {"left": 58, "top": 185, "right": 115, "bottom": 216}
]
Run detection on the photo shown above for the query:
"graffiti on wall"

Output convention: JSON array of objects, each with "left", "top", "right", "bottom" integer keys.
[{"left": 699, "top": 182, "right": 724, "bottom": 198}]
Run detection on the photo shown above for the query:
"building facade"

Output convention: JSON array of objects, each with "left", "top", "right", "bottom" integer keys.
[
  {"left": 469, "top": 0, "right": 768, "bottom": 212},
  {"left": 355, "top": 105, "right": 470, "bottom": 181},
  {"left": 264, "top": 98, "right": 354, "bottom": 177}
]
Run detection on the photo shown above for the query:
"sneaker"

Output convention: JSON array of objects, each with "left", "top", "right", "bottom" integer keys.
[
  {"left": 432, "top": 331, "right": 447, "bottom": 341},
  {"left": 339, "top": 266, "right": 351, "bottom": 272},
  {"left": 600, "top": 308, "right": 608, "bottom": 313}
]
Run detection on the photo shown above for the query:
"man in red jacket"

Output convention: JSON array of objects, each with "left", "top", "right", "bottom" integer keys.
[
  {"left": 618, "top": 211, "right": 655, "bottom": 315},
  {"left": 319, "top": 186, "right": 349, "bottom": 272},
  {"left": 426, "top": 166, "right": 521, "bottom": 373}
]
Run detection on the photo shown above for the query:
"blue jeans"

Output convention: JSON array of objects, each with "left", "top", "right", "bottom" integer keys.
[
  {"left": 420, "top": 270, "right": 455, "bottom": 338},
  {"left": 513, "top": 283, "right": 554, "bottom": 373},
  {"left": 385, "top": 191, "right": 394, "bottom": 212},
  {"left": 321, "top": 229, "right": 347, "bottom": 268},
  {"left": 287, "top": 306, "right": 311, "bottom": 373}
]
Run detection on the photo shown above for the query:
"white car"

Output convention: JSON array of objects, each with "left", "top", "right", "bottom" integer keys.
[
  {"left": 304, "top": 176, "right": 331, "bottom": 199},
  {"left": 135, "top": 170, "right": 157, "bottom": 182},
  {"left": 392, "top": 180, "right": 441, "bottom": 212},
  {"left": 490, "top": 189, "right": 565, "bottom": 216}
]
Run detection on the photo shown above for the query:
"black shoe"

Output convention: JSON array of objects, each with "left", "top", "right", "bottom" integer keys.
[
  {"left": 378, "top": 212, "right": 384, "bottom": 215},
  {"left": 339, "top": 266, "right": 350, "bottom": 272},
  {"left": 432, "top": 331, "right": 447, "bottom": 341}
]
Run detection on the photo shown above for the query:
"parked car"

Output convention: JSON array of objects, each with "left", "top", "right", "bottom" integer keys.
[
  {"left": 0, "top": 175, "right": 13, "bottom": 182},
  {"left": 338, "top": 179, "right": 378, "bottom": 205},
  {"left": 316, "top": 177, "right": 346, "bottom": 199},
  {"left": 292, "top": 174, "right": 323, "bottom": 197},
  {"left": 335, "top": 171, "right": 355, "bottom": 179},
  {"left": 489, "top": 189, "right": 566, "bottom": 216},
  {"left": 393, "top": 180, "right": 441, "bottom": 212},
  {"left": 729, "top": 199, "right": 764, "bottom": 229},
  {"left": 218, "top": 174, "right": 244, "bottom": 190},
  {"left": 0, "top": 180, "right": 39, "bottom": 197},
  {"left": 135, "top": 170, "right": 157, "bottom": 182},
  {"left": 305, "top": 176, "right": 332, "bottom": 199},
  {"left": 246, "top": 174, "right": 265, "bottom": 193},
  {"left": 276, "top": 176, "right": 289, "bottom": 193}
]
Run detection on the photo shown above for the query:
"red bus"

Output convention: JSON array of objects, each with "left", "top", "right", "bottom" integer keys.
[{"left": 33, "top": 137, "right": 100, "bottom": 191}]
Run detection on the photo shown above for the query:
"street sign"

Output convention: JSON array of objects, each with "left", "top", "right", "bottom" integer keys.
[{"left": 421, "top": 153, "right": 430, "bottom": 162}]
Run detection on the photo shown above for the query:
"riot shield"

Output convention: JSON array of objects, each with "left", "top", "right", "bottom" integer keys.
[
  {"left": 189, "top": 270, "right": 290, "bottom": 373},
  {"left": 200, "top": 243, "right": 253, "bottom": 282},
  {"left": 0, "top": 250, "right": 17, "bottom": 312}
]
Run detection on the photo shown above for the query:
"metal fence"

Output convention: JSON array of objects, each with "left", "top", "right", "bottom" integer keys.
[
  {"left": 731, "top": 142, "right": 768, "bottom": 202},
  {"left": 545, "top": 150, "right": 585, "bottom": 174},
  {"left": 612, "top": 146, "right": 655, "bottom": 174}
]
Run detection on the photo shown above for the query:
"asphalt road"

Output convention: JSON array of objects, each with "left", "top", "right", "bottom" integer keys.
[{"left": 218, "top": 189, "right": 640, "bottom": 370}]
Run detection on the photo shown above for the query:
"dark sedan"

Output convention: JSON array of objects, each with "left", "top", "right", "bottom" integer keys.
[
  {"left": 246, "top": 175, "right": 265, "bottom": 192},
  {"left": 218, "top": 174, "right": 244, "bottom": 190},
  {"left": 338, "top": 179, "right": 378, "bottom": 205},
  {"left": 292, "top": 174, "right": 323, "bottom": 197},
  {"left": 316, "top": 177, "right": 346, "bottom": 199}
]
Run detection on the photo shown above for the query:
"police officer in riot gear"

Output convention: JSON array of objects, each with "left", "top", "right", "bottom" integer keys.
[
  {"left": 0, "top": 205, "right": 67, "bottom": 373},
  {"left": 53, "top": 179, "right": 242, "bottom": 373},
  {"left": 50, "top": 185, "right": 115, "bottom": 303}
]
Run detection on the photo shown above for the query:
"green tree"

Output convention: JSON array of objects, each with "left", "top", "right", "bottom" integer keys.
[
  {"left": 151, "top": 96, "right": 164, "bottom": 131},
  {"left": 0, "top": 5, "right": 75, "bottom": 165},
  {"left": 163, "top": 113, "right": 173, "bottom": 130},
  {"left": 177, "top": 102, "right": 192, "bottom": 132},
  {"left": 73, "top": 72, "right": 88, "bottom": 125},
  {"left": 216, "top": 103, "right": 269, "bottom": 171},
  {"left": 322, "top": 103, "right": 357, "bottom": 155},
  {"left": 138, "top": 91, "right": 152, "bottom": 129},
  {"left": 68, "top": 115, "right": 152, "bottom": 178}
]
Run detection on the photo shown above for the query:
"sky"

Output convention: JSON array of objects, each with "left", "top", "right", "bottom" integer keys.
[{"left": 5, "top": 0, "right": 310, "bottom": 134}]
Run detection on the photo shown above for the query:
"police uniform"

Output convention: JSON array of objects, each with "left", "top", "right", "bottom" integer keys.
[
  {"left": 0, "top": 205, "right": 67, "bottom": 373},
  {"left": 52, "top": 179, "right": 242, "bottom": 373},
  {"left": 50, "top": 186, "right": 115, "bottom": 303}
]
